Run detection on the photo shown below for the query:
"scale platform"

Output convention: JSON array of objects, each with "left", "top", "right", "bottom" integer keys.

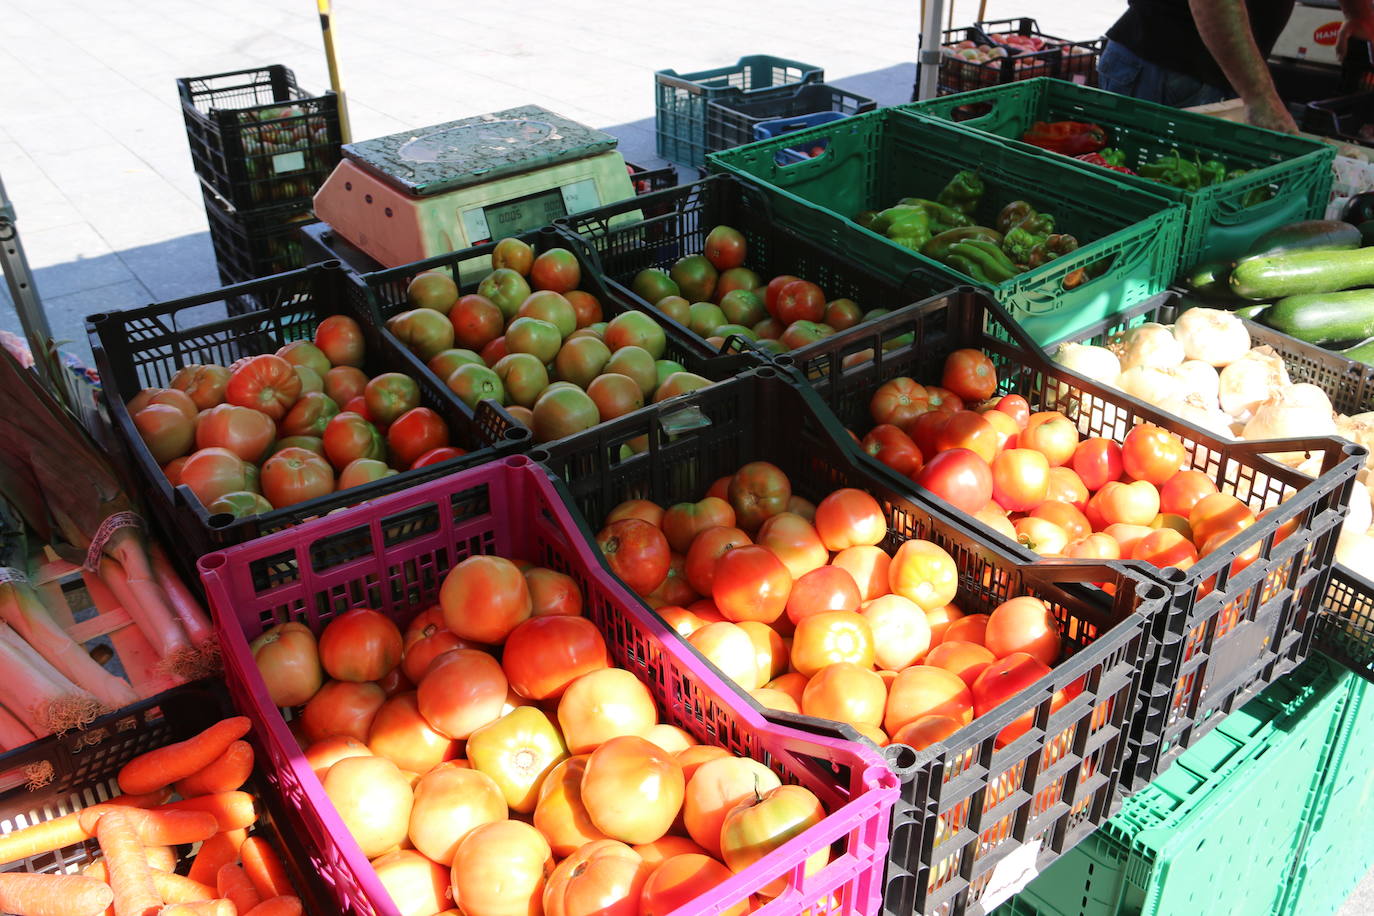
[{"left": 313, "top": 105, "right": 639, "bottom": 272}]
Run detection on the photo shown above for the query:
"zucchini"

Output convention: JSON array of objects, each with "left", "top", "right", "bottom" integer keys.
[
  {"left": 1184, "top": 260, "right": 1235, "bottom": 301},
  {"left": 1245, "top": 219, "right": 1361, "bottom": 258},
  {"left": 1339, "top": 338, "right": 1374, "bottom": 366},
  {"left": 1229, "top": 247, "right": 1374, "bottom": 299},
  {"left": 1262, "top": 289, "right": 1374, "bottom": 344},
  {"left": 1234, "top": 303, "right": 1270, "bottom": 321}
]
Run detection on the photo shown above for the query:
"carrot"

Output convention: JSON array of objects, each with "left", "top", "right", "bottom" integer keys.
[
  {"left": 143, "top": 845, "right": 175, "bottom": 872},
  {"left": 217, "top": 863, "right": 261, "bottom": 914},
  {"left": 157, "top": 792, "right": 256, "bottom": 833},
  {"left": 159, "top": 902, "right": 235, "bottom": 916},
  {"left": 243, "top": 896, "right": 303, "bottom": 916},
  {"left": 0, "top": 790, "right": 168, "bottom": 867},
  {"left": 149, "top": 543, "right": 215, "bottom": 648},
  {"left": 239, "top": 836, "right": 293, "bottom": 899},
  {"left": 83, "top": 846, "right": 175, "bottom": 881},
  {"left": 117, "top": 717, "right": 251, "bottom": 795},
  {"left": 186, "top": 831, "right": 244, "bottom": 887},
  {"left": 94, "top": 808, "right": 160, "bottom": 916},
  {"left": 0, "top": 700, "right": 36, "bottom": 750},
  {"left": 150, "top": 871, "right": 215, "bottom": 905},
  {"left": 0, "top": 872, "right": 114, "bottom": 916},
  {"left": 173, "top": 740, "right": 254, "bottom": 797},
  {"left": 78, "top": 806, "right": 217, "bottom": 846}
]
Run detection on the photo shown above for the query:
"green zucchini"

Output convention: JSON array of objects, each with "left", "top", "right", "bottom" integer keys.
[
  {"left": 1229, "top": 247, "right": 1374, "bottom": 299},
  {"left": 1339, "top": 337, "right": 1374, "bottom": 366},
  {"left": 1184, "top": 260, "right": 1235, "bottom": 301},
  {"left": 1234, "top": 303, "right": 1270, "bottom": 320},
  {"left": 1262, "top": 289, "right": 1374, "bottom": 344},
  {"left": 1245, "top": 219, "right": 1362, "bottom": 258}
]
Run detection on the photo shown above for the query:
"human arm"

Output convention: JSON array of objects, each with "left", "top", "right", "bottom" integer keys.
[
  {"left": 1189, "top": 0, "right": 1298, "bottom": 133},
  {"left": 1339, "top": 0, "right": 1374, "bottom": 57}
]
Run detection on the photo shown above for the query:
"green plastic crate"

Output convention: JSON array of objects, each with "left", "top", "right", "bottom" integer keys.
[
  {"left": 903, "top": 78, "right": 1335, "bottom": 270},
  {"left": 706, "top": 107, "right": 1185, "bottom": 345},
  {"left": 991, "top": 655, "right": 1352, "bottom": 916}
]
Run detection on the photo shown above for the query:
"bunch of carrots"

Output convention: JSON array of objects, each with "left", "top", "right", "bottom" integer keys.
[{"left": 0, "top": 716, "right": 304, "bottom": 916}]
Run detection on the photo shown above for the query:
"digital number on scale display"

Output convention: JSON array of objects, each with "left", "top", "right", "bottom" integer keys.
[{"left": 460, "top": 178, "right": 600, "bottom": 246}]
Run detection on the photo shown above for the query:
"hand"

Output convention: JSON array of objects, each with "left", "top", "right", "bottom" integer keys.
[
  {"left": 1247, "top": 99, "right": 1300, "bottom": 134},
  {"left": 1338, "top": 13, "right": 1374, "bottom": 58}
]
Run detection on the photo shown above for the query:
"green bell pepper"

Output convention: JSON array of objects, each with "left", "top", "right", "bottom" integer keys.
[
  {"left": 1002, "top": 225, "right": 1046, "bottom": 264},
  {"left": 937, "top": 170, "right": 984, "bottom": 215}
]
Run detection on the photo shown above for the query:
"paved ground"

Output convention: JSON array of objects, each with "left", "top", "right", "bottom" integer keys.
[{"left": 0, "top": 1, "right": 1371, "bottom": 911}]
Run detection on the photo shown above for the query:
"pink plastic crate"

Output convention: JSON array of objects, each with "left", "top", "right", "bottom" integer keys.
[{"left": 199, "top": 454, "right": 900, "bottom": 916}]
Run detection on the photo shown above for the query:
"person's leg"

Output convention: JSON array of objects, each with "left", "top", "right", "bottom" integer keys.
[{"left": 1098, "top": 40, "right": 1229, "bottom": 107}]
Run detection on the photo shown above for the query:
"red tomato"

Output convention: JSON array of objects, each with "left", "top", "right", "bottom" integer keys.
[
  {"left": 597, "top": 519, "right": 671, "bottom": 596},
  {"left": 1093, "top": 480, "right": 1161, "bottom": 527},
  {"left": 315, "top": 315, "right": 366, "bottom": 367},
  {"left": 727, "top": 462, "right": 791, "bottom": 531},
  {"left": 862, "top": 425, "right": 924, "bottom": 476},
  {"left": 935, "top": 410, "right": 1000, "bottom": 463},
  {"left": 502, "top": 615, "right": 609, "bottom": 700},
  {"left": 994, "top": 394, "right": 1030, "bottom": 429},
  {"left": 1063, "top": 532, "right": 1121, "bottom": 560},
  {"left": 971, "top": 653, "right": 1055, "bottom": 748},
  {"left": 1021, "top": 412, "right": 1079, "bottom": 467},
  {"left": 924, "top": 386, "right": 964, "bottom": 413},
  {"left": 813, "top": 488, "right": 887, "bottom": 551},
  {"left": 1132, "top": 528, "right": 1199, "bottom": 569},
  {"left": 1013, "top": 517, "right": 1069, "bottom": 555},
  {"left": 712, "top": 545, "right": 792, "bottom": 624},
  {"left": 906, "top": 410, "right": 953, "bottom": 457},
  {"left": 1122, "top": 424, "right": 1188, "bottom": 485},
  {"left": 980, "top": 409, "right": 1020, "bottom": 452},
  {"left": 1030, "top": 501, "right": 1091, "bottom": 542},
  {"left": 915, "top": 448, "right": 993, "bottom": 514},
  {"left": 1189, "top": 493, "right": 1256, "bottom": 547},
  {"left": 755, "top": 512, "right": 827, "bottom": 579},
  {"left": 1046, "top": 466, "right": 1090, "bottom": 510},
  {"left": 774, "top": 280, "right": 826, "bottom": 324},
  {"left": 439, "top": 555, "right": 533, "bottom": 645},
  {"left": 260, "top": 446, "right": 334, "bottom": 508},
  {"left": 1072, "top": 438, "right": 1124, "bottom": 491},
  {"left": 411, "top": 445, "right": 466, "bottom": 469},
  {"left": 225, "top": 354, "right": 302, "bottom": 420},
  {"left": 607, "top": 499, "right": 665, "bottom": 528},
  {"left": 662, "top": 498, "right": 736, "bottom": 555},
  {"left": 684, "top": 526, "right": 752, "bottom": 596},
  {"left": 1160, "top": 469, "right": 1218, "bottom": 518},
  {"left": 1103, "top": 523, "right": 1154, "bottom": 556},
  {"left": 786, "top": 566, "right": 861, "bottom": 624},
  {"left": 870, "top": 378, "right": 929, "bottom": 427},
  {"left": 764, "top": 275, "right": 801, "bottom": 315},
  {"left": 941, "top": 349, "right": 998, "bottom": 402},
  {"left": 984, "top": 597, "right": 1061, "bottom": 665},
  {"left": 387, "top": 407, "right": 449, "bottom": 469},
  {"left": 318, "top": 607, "right": 403, "bottom": 682},
  {"left": 990, "top": 448, "right": 1050, "bottom": 512},
  {"left": 323, "top": 412, "right": 385, "bottom": 471}
]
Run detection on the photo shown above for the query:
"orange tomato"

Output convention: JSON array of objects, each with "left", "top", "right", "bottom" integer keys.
[
  {"left": 1063, "top": 533, "right": 1121, "bottom": 560},
  {"left": 831, "top": 545, "right": 893, "bottom": 601},
  {"left": 250, "top": 621, "right": 323, "bottom": 708},
  {"left": 990, "top": 448, "right": 1050, "bottom": 512},
  {"left": 647, "top": 554, "right": 698, "bottom": 609},
  {"left": 439, "top": 555, "right": 533, "bottom": 645},
  {"left": 870, "top": 377, "right": 930, "bottom": 427},
  {"left": 942, "top": 613, "right": 989, "bottom": 647},
  {"left": 1160, "top": 470, "right": 1219, "bottom": 518},
  {"left": 790, "top": 611, "right": 875, "bottom": 676},
  {"left": 1094, "top": 480, "right": 1161, "bottom": 527},
  {"left": 683, "top": 756, "right": 782, "bottom": 857},
  {"left": 467, "top": 706, "right": 568, "bottom": 813},
  {"left": 502, "top": 616, "right": 609, "bottom": 701},
  {"left": 303, "top": 736, "right": 371, "bottom": 779},
  {"left": 640, "top": 854, "right": 747, "bottom": 916},
  {"left": 786, "top": 566, "right": 862, "bottom": 624},
  {"left": 688, "top": 621, "right": 762, "bottom": 690},
  {"left": 1103, "top": 523, "right": 1154, "bottom": 557},
  {"left": 368, "top": 691, "right": 459, "bottom": 774},
  {"left": 302, "top": 680, "right": 386, "bottom": 744},
  {"left": 641, "top": 724, "right": 695, "bottom": 754},
  {"left": 942, "top": 349, "right": 998, "bottom": 402},
  {"left": 416, "top": 648, "right": 509, "bottom": 740},
  {"left": 924, "top": 641, "right": 996, "bottom": 687},
  {"left": 633, "top": 837, "right": 708, "bottom": 871},
  {"left": 974, "top": 503, "right": 1018, "bottom": 541},
  {"left": 1122, "top": 424, "right": 1187, "bottom": 485},
  {"left": 980, "top": 409, "right": 1020, "bottom": 452},
  {"left": 1013, "top": 516, "right": 1070, "bottom": 555},
  {"left": 737, "top": 621, "right": 787, "bottom": 683},
  {"left": 534, "top": 755, "right": 608, "bottom": 858},
  {"left": 936, "top": 410, "right": 1000, "bottom": 463},
  {"left": 860, "top": 594, "right": 932, "bottom": 671},
  {"left": 606, "top": 499, "right": 665, "bottom": 528},
  {"left": 813, "top": 488, "right": 887, "bottom": 551},
  {"left": 1189, "top": 493, "right": 1256, "bottom": 547},
  {"left": 924, "top": 603, "right": 965, "bottom": 648},
  {"left": 888, "top": 540, "right": 959, "bottom": 611},
  {"left": 408, "top": 762, "right": 506, "bottom": 865},
  {"left": 764, "top": 673, "right": 809, "bottom": 710},
  {"left": 750, "top": 688, "right": 801, "bottom": 714},
  {"left": 598, "top": 518, "right": 671, "bottom": 597},
  {"left": 1020, "top": 412, "right": 1078, "bottom": 467},
  {"left": 581, "top": 736, "right": 685, "bottom": 845},
  {"left": 1031, "top": 501, "right": 1091, "bottom": 542},
  {"left": 756, "top": 512, "right": 828, "bottom": 579},
  {"left": 557, "top": 667, "right": 658, "bottom": 754},
  {"left": 1071, "top": 437, "right": 1124, "bottom": 492},
  {"left": 1132, "top": 528, "right": 1199, "bottom": 570},
  {"left": 801, "top": 662, "right": 887, "bottom": 727},
  {"left": 984, "top": 597, "right": 1061, "bottom": 665},
  {"left": 1046, "top": 466, "right": 1090, "bottom": 510},
  {"left": 373, "top": 850, "right": 450, "bottom": 916},
  {"left": 451, "top": 820, "right": 553, "bottom": 916},
  {"left": 662, "top": 498, "right": 737, "bottom": 554},
  {"left": 318, "top": 607, "right": 402, "bottom": 683},
  {"left": 971, "top": 653, "right": 1056, "bottom": 748},
  {"left": 712, "top": 545, "right": 792, "bottom": 624},
  {"left": 884, "top": 665, "right": 974, "bottom": 734},
  {"left": 890, "top": 714, "right": 963, "bottom": 751},
  {"left": 544, "top": 839, "right": 653, "bottom": 916}
]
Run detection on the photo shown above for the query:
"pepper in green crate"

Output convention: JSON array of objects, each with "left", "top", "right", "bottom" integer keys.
[
  {"left": 1199, "top": 157, "right": 1229, "bottom": 187},
  {"left": 1028, "top": 234, "right": 1080, "bottom": 267},
  {"left": 1139, "top": 149, "right": 1202, "bottom": 190},
  {"left": 1002, "top": 225, "right": 1045, "bottom": 265},
  {"left": 997, "top": 200, "right": 1037, "bottom": 234},
  {"left": 877, "top": 206, "right": 933, "bottom": 251},
  {"left": 896, "top": 198, "right": 974, "bottom": 231},
  {"left": 948, "top": 239, "right": 1019, "bottom": 282},
  {"left": 936, "top": 170, "right": 984, "bottom": 215},
  {"left": 923, "top": 226, "right": 1003, "bottom": 260}
]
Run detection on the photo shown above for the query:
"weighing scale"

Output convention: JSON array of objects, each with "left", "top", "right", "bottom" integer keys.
[{"left": 312, "top": 106, "right": 639, "bottom": 275}]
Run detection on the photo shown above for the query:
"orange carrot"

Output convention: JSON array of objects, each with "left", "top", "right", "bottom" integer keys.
[
  {"left": 185, "top": 831, "right": 244, "bottom": 887},
  {"left": 78, "top": 806, "right": 216, "bottom": 846},
  {"left": 244, "top": 896, "right": 303, "bottom": 916},
  {"left": 117, "top": 717, "right": 250, "bottom": 794},
  {"left": 157, "top": 792, "right": 256, "bottom": 832},
  {"left": 239, "top": 836, "right": 293, "bottom": 899},
  {"left": 0, "top": 789, "right": 169, "bottom": 866},
  {"left": 159, "top": 902, "right": 235, "bottom": 916},
  {"left": 0, "top": 872, "right": 114, "bottom": 916},
  {"left": 149, "top": 543, "right": 215, "bottom": 647},
  {"left": 83, "top": 847, "right": 175, "bottom": 881},
  {"left": 150, "top": 871, "right": 216, "bottom": 904},
  {"left": 217, "top": 863, "right": 261, "bottom": 914},
  {"left": 143, "top": 845, "right": 176, "bottom": 872},
  {"left": 174, "top": 741, "right": 255, "bottom": 797},
  {"left": 94, "top": 808, "right": 160, "bottom": 916}
]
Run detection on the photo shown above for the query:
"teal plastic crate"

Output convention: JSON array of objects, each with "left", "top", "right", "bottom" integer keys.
[
  {"left": 706, "top": 107, "right": 1185, "bottom": 345},
  {"left": 903, "top": 78, "right": 1335, "bottom": 270},
  {"left": 991, "top": 655, "right": 1353, "bottom": 916}
]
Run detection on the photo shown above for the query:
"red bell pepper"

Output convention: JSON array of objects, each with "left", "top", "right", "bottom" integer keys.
[
  {"left": 1074, "top": 152, "right": 1136, "bottom": 174},
  {"left": 1020, "top": 121, "right": 1108, "bottom": 156}
]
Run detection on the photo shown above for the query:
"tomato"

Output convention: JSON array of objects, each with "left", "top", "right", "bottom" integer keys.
[
  {"left": 703, "top": 225, "right": 747, "bottom": 272},
  {"left": 802, "top": 662, "right": 886, "bottom": 727},
  {"left": 401, "top": 611, "right": 473, "bottom": 684},
  {"left": 991, "top": 447, "right": 1050, "bottom": 512},
  {"left": 831, "top": 545, "right": 892, "bottom": 601},
  {"left": 764, "top": 274, "right": 802, "bottom": 315},
  {"left": 502, "top": 615, "right": 609, "bottom": 701},
  {"left": 971, "top": 652, "right": 1057, "bottom": 748},
  {"left": 870, "top": 378, "right": 929, "bottom": 427},
  {"left": 438, "top": 555, "right": 532, "bottom": 645},
  {"left": 1021, "top": 412, "right": 1079, "bottom": 467},
  {"left": 318, "top": 607, "right": 402, "bottom": 682},
  {"left": 581, "top": 736, "right": 684, "bottom": 845},
  {"left": 973, "top": 503, "right": 1017, "bottom": 541},
  {"left": 1093, "top": 480, "right": 1161, "bottom": 527},
  {"left": 597, "top": 519, "right": 671, "bottom": 597},
  {"left": 925, "top": 386, "right": 964, "bottom": 413},
  {"left": 189, "top": 407, "right": 270, "bottom": 472},
  {"left": 813, "top": 488, "right": 887, "bottom": 551},
  {"left": 915, "top": 448, "right": 993, "bottom": 514},
  {"left": 1133, "top": 528, "right": 1200, "bottom": 569},
  {"left": 448, "top": 294, "right": 504, "bottom": 351},
  {"left": 711, "top": 545, "right": 791, "bottom": 624},
  {"left": 260, "top": 446, "right": 334, "bottom": 508},
  {"left": 604, "top": 312, "right": 667, "bottom": 359},
  {"left": 249, "top": 621, "right": 322, "bottom": 707},
  {"left": 1013, "top": 516, "right": 1069, "bottom": 555},
  {"left": 535, "top": 755, "right": 608, "bottom": 857},
  {"left": 942, "top": 349, "right": 998, "bottom": 402},
  {"left": 683, "top": 757, "right": 781, "bottom": 858},
  {"left": 640, "top": 854, "right": 747, "bottom": 916},
  {"left": 737, "top": 621, "right": 787, "bottom": 683},
  {"left": 884, "top": 665, "right": 973, "bottom": 734},
  {"left": 1160, "top": 469, "right": 1218, "bottom": 518},
  {"left": 1104, "top": 523, "right": 1155, "bottom": 557},
  {"left": 544, "top": 839, "right": 653, "bottom": 916},
  {"left": 388, "top": 308, "right": 456, "bottom": 362},
  {"left": 225, "top": 354, "right": 302, "bottom": 421},
  {"left": 170, "top": 363, "right": 230, "bottom": 410},
  {"left": 1046, "top": 466, "right": 1090, "bottom": 510},
  {"left": 727, "top": 462, "right": 791, "bottom": 531},
  {"left": 1122, "top": 424, "right": 1188, "bottom": 485},
  {"left": 303, "top": 739, "right": 369, "bottom": 781},
  {"left": 411, "top": 445, "right": 465, "bottom": 469},
  {"left": 857, "top": 594, "right": 930, "bottom": 671},
  {"left": 376, "top": 665, "right": 412, "bottom": 699},
  {"left": 301, "top": 680, "right": 386, "bottom": 744},
  {"left": 321, "top": 755, "right": 412, "bottom": 858},
  {"left": 134, "top": 403, "right": 194, "bottom": 464},
  {"left": 409, "top": 762, "right": 506, "bottom": 865},
  {"left": 688, "top": 621, "right": 761, "bottom": 690},
  {"left": 786, "top": 566, "right": 861, "bottom": 624},
  {"left": 324, "top": 366, "right": 369, "bottom": 406},
  {"left": 373, "top": 850, "right": 450, "bottom": 916},
  {"left": 890, "top": 714, "right": 963, "bottom": 751},
  {"left": 467, "top": 705, "right": 569, "bottom": 814},
  {"left": 381, "top": 407, "right": 446, "bottom": 470},
  {"left": 1189, "top": 493, "right": 1256, "bottom": 547},
  {"left": 888, "top": 540, "right": 959, "bottom": 611},
  {"left": 1030, "top": 500, "right": 1091, "bottom": 542},
  {"left": 557, "top": 667, "right": 658, "bottom": 754},
  {"left": 755, "top": 512, "right": 827, "bottom": 579},
  {"left": 565, "top": 290, "right": 603, "bottom": 328},
  {"left": 980, "top": 408, "right": 1020, "bottom": 452},
  {"left": 925, "top": 641, "right": 996, "bottom": 687},
  {"left": 494, "top": 237, "right": 535, "bottom": 275},
  {"left": 994, "top": 394, "right": 1030, "bottom": 429},
  {"left": 359, "top": 374, "right": 417, "bottom": 428},
  {"left": 606, "top": 499, "right": 665, "bottom": 528},
  {"left": 451, "top": 820, "right": 554, "bottom": 916},
  {"left": 530, "top": 248, "right": 582, "bottom": 293},
  {"left": 646, "top": 555, "right": 698, "bottom": 609},
  {"left": 720, "top": 784, "right": 827, "bottom": 897},
  {"left": 416, "top": 648, "right": 509, "bottom": 739},
  {"left": 824, "top": 298, "right": 863, "bottom": 330},
  {"left": 684, "top": 526, "right": 752, "bottom": 596},
  {"left": 763, "top": 673, "right": 808, "bottom": 710},
  {"left": 367, "top": 690, "right": 459, "bottom": 774},
  {"left": 322, "top": 412, "right": 384, "bottom": 471},
  {"left": 1063, "top": 532, "right": 1121, "bottom": 560},
  {"left": 984, "top": 597, "right": 1061, "bottom": 665},
  {"left": 662, "top": 498, "right": 736, "bottom": 554},
  {"left": 943, "top": 613, "right": 989, "bottom": 647},
  {"left": 279, "top": 391, "right": 340, "bottom": 441},
  {"left": 790, "top": 610, "right": 874, "bottom": 676},
  {"left": 773, "top": 280, "right": 826, "bottom": 325},
  {"left": 904, "top": 409, "right": 951, "bottom": 457},
  {"left": 862, "top": 424, "right": 924, "bottom": 476},
  {"left": 1072, "top": 438, "right": 1124, "bottom": 491},
  {"left": 935, "top": 410, "right": 1000, "bottom": 463},
  {"left": 315, "top": 315, "right": 366, "bottom": 367},
  {"left": 179, "top": 447, "right": 250, "bottom": 506}
]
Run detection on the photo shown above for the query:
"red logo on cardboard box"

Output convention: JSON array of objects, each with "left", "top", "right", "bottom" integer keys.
[{"left": 1314, "top": 22, "right": 1342, "bottom": 45}]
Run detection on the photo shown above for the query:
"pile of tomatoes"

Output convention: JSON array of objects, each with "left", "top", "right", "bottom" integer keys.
[
  {"left": 251, "top": 556, "right": 827, "bottom": 916},
  {"left": 129, "top": 316, "right": 460, "bottom": 519},
  {"left": 392, "top": 241, "right": 715, "bottom": 445},
  {"left": 862, "top": 350, "right": 1275, "bottom": 581},
  {"left": 627, "top": 225, "right": 891, "bottom": 354},
  {"left": 595, "top": 462, "right": 1082, "bottom": 752}
]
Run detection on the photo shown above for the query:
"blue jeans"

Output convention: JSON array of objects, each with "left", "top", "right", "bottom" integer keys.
[{"left": 1097, "top": 41, "right": 1230, "bottom": 108}]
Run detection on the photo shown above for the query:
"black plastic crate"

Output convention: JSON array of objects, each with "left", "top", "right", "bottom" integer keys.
[
  {"left": 0, "top": 683, "right": 334, "bottom": 913},
  {"left": 626, "top": 159, "right": 680, "bottom": 196},
  {"left": 785, "top": 287, "right": 1364, "bottom": 791},
  {"left": 931, "top": 25, "right": 1067, "bottom": 98},
  {"left": 706, "top": 82, "right": 876, "bottom": 153},
  {"left": 86, "top": 262, "right": 527, "bottom": 584},
  {"left": 555, "top": 174, "right": 948, "bottom": 363},
  {"left": 1303, "top": 90, "right": 1374, "bottom": 144},
  {"left": 535, "top": 367, "right": 1166, "bottom": 916},
  {"left": 178, "top": 65, "right": 342, "bottom": 211},
  {"left": 201, "top": 183, "right": 316, "bottom": 315},
  {"left": 977, "top": 18, "right": 1106, "bottom": 87}
]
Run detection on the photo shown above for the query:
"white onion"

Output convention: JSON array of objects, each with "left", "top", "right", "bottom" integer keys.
[
  {"left": 1053, "top": 342, "right": 1121, "bottom": 386},
  {"left": 1172, "top": 360, "right": 1222, "bottom": 406},
  {"left": 1157, "top": 394, "right": 1235, "bottom": 438},
  {"left": 1113, "top": 323, "right": 1186, "bottom": 371},
  {"left": 1335, "top": 530, "right": 1374, "bottom": 567},
  {"left": 1173, "top": 308, "right": 1252, "bottom": 366},
  {"left": 1337, "top": 412, "right": 1374, "bottom": 471},
  {"left": 1345, "top": 480, "right": 1373, "bottom": 537},
  {"left": 1243, "top": 383, "right": 1336, "bottom": 441},
  {"left": 1218, "top": 348, "right": 1289, "bottom": 421},
  {"left": 1118, "top": 365, "right": 1186, "bottom": 408}
]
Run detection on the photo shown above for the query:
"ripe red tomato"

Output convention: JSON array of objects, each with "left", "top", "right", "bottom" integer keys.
[
  {"left": 1159, "top": 469, "right": 1218, "bottom": 517},
  {"left": 1072, "top": 438, "right": 1124, "bottom": 491},
  {"left": 727, "top": 461, "right": 791, "bottom": 531},
  {"left": 1122, "top": 424, "right": 1187, "bottom": 485},
  {"left": 972, "top": 652, "right": 1055, "bottom": 748},
  {"left": 1063, "top": 532, "right": 1121, "bottom": 560},
  {"left": 785, "top": 566, "right": 861, "bottom": 624},
  {"left": 1012, "top": 517, "right": 1069, "bottom": 555},
  {"left": 1046, "top": 466, "right": 1090, "bottom": 510},
  {"left": 980, "top": 409, "right": 1020, "bottom": 452},
  {"left": 906, "top": 409, "right": 953, "bottom": 457},
  {"left": 439, "top": 556, "right": 533, "bottom": 645},
  {"left": 984, "top": 597, "right": 1061, "bottom": 665},
  {"left": 1020, "top": 412, "right": 1078, "bottom": 467},
  {"left": 1030, "top": 501, "right": 1091, "bottom": 542},
  {"left": 915, "top": 449, "right": 993, "bottom": 514},
  {"left": 755, "top": 512, "right": 827, "bottom": 579},
  {"left": 764, "top": 275, "right": 801, "bottom": 316},
  {"left": 502, "top": 615, "right": 609, "bottom": 700},
  {"left": 993, "top": 394, "right": 1030, "bottom": 429},
  {"left": 661, "top": 498, "right": 736, "bottom": 555},
  {"left": 597, "top": 519, "right": 670, "bottom": 596},
  {"left": 774, "top": 280, "right": 826, "bottom": 324},
  {"left": 990, "top": 448, "right": 1050, "bottom": 512},
  {"left": 684, "top": 526, "right": 752, "bottom": 596},
  {"left": 1189, "top": 493, "right": 1255, "bottom": 548},
  {"left": 225, "top": 354, "right": 302, "bottom": 420},
  {"left": 1132, "top": 528, "right": 1199, "bottom": 569},
  {"left": 260, "top": 446, "right": 334, "bottom": 508},
  {"left": 1093, "top": 480, "right": 1161, "bottom": 527},
  {"left": 411, "top": 445, "right": 466, "bottom": 469},
  {"left": 323, "top": 412, "right": 385, "bottom": 471},
  {"left": 813, "top": 488, "right": 887, "bottom": 551},
  {"left": 870, "top": 378, "right": 929, "bottom": 427},
  {"left": 935, "top": 410, "right": 1000, "bottom": 463},
  {"left": 318, "top": 607, "right": 403, "bottom": 682},
  {"left": 941, "top": 349, "right": 998, "bottom": 402},
  {"left": 862, "top": 425, "right": 924, "bottom": 476},
  {"left": 712, "top": 545, "right": 792, "bottom": 624},
  {"left": 387, "top": 407, "right": 449, "bottom": 469},
  {"left": 924, "top": 386, "right": 964, "bottom": 413}
]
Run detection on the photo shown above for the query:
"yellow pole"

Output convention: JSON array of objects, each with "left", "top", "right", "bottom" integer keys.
[{"left": 316, "top": 0, "right": 351, "bottom": 143}]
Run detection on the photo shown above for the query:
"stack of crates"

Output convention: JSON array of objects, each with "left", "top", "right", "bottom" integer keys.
[{"left": 178, "top": 65, "right": 343, "bottom": 312}]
